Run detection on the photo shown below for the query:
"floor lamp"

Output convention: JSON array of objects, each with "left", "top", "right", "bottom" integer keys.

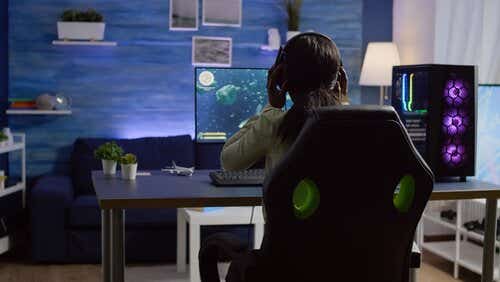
[{"left": 359, "top": 42, "right": 401, "bottom": 105}]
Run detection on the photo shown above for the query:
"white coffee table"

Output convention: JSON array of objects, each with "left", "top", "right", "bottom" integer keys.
[{"left": 176, "top": 206, "right": 265, "bottom": 282}]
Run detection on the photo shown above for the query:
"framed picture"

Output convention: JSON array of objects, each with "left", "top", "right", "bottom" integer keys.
[
  {"left": 170, "top": 0, "right": 198, "bottom": 30},
  {"left": 202, "top": 0, "right": 242, "bottom": 27},
  {"left": 192, "top": 36, "right": 233, "bottom": 67}
]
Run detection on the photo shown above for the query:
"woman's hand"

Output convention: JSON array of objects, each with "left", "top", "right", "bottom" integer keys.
[{"left": 267, "top": 64, "right": 287, "bottom": 108}]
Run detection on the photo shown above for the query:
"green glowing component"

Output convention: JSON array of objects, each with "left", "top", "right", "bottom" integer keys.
[
  {"left": 408, "top": 73, "right": 414, "bottom": 112},
  {"left": 393, "top": 174, "right": 415, "bottom": 213},
  {"left": 293, "top": 178, "right": 320, "bottom": 220}
]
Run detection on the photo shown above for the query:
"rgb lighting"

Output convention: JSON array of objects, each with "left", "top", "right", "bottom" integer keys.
[
  {"left": 401, "top": 73, "right": 408, "bottom": 111},
  {"left": 442, "top": 109, "right": 469, "bottom": 136},
  {"left": 442, "top": 139, "right": 466, "bottom": 167},
  {"left": 408, "top": 73, "right": 414, "bottom": 111},
  {"left": 444, "top": 79, "right": 468, "bottom": 107},
  {"left": 441, "top": 78, "right": 470, "bottom": 168},
  {"left": 400, "top": 73, "right": 415, "bottom": 112}
]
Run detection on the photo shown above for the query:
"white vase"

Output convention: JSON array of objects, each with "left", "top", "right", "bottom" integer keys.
[
  {"left": 57, "top": 21, "right": 106, "bottom": 41},
  {"left": 102, "top": 159, "right": 117, "bottom": 175},
  {"left": 286, "top": 30, "right": 301, "bottom": 41},
  {"left": 121, "top": 163, "right": 138, "bottom": 180}
]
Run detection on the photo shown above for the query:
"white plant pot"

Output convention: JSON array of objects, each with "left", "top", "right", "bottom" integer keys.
[
  {"left": 286, "top": 30, "right": 301, "bottom": 41},
  {"left": 57, "top": 21, "right": 106, "bottom": 41},
  {"left": 101, "top": 159, "right": 117, "bottom": 175},
  {"left": 121, "top": 163, "right": 138, "bottom": 180}
]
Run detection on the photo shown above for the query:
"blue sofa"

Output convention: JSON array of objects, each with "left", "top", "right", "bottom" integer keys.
[{"left": 30, "top": 135, "right": 250, "bottom": 263}]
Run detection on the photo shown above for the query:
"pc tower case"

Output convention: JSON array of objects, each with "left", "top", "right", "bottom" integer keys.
[{"left": 392, "top": 64, "right": 477, "bottom": 180}]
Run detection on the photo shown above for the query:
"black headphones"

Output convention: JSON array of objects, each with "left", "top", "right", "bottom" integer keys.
[{"left": 275, "top": 32, "right": 343, "bottom": 90}]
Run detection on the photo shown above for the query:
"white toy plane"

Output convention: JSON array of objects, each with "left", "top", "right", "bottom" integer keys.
[{"left": 162, "top": 160, "right": 194, "bottom": 176}]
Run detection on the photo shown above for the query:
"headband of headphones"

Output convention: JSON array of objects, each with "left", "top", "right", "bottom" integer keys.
[{"left": 277, "top": 32, "right": 343, "bottom": 90}]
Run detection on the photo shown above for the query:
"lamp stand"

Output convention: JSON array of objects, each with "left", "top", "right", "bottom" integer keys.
[{"left": 379, "top": 86, "right": 388, "bottom": 105}]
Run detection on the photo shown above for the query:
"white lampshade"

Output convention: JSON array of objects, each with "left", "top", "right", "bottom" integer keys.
[{"left": 359, "top": 42, "right": 401, "bottom": 86}]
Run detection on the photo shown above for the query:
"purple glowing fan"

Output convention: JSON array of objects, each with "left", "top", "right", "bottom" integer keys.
[
  {"left": 442, "top": 139, "right": 466, "bottom": 167},
  {"left": 442, "top": 109, "right": 469, "bottom": 135},
  {"left": 444, "top": 79, "right": 469, "bottom": 106}
]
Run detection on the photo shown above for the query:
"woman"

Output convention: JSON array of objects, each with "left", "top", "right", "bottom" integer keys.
[
  {"left": 221, "top": 32, "right": 348, "bottom": 174},
  {"left": 199, "top": 32, "right": 348, "bottom": 282}
]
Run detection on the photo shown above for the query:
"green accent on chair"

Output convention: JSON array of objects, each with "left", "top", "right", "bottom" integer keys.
[
  {"left": 393, "top": 174, "right": 415, "bottom": 213},
  {"left": 293, "top": 178, "right": 320, "bottom": 219}
]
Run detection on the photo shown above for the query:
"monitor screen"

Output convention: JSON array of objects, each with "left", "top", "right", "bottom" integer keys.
[
  {"left": 477, "top": 85, "right": 500, "bottom": 184},
  {"left": 195, "top": 67, "right": 291, "bottom": 143}
]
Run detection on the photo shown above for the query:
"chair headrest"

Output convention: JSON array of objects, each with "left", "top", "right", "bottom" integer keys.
[{"left": 308, "top": 105, "right": 401, "bottom": 124}]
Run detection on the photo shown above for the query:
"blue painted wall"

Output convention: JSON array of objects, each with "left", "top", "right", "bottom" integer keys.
[
  {"left": 1, "top": 1, "right": 8, "bottom": 173},
  {"left": 361, "top": 0, "right": 393, "bottom": 104},
  {"left": 8, "top": 0, "right": 363, "bottom": 177}
]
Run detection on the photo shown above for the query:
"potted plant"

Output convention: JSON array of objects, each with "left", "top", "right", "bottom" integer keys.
[
  {"left": 0, "top": 132, "right": 8, "bottom": 147},
  {"left": 285, "top": 0, "right": 302, "bottom": 40},
  {"left": 120, "top": 153, "right": 138, "bottom": 180},
  {"left": 57, "top": 9, "right": 106, "bottom": 41},
  {"left": 94, "top": 142, "right": 123, "bottom": 175}
]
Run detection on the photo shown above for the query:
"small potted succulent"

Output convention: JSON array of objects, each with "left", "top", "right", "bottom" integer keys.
[
  {"left": 285, "top": 0, "right": 303, "bottom": 40},
  {"left": 120, "top": 153, "right": 138, "bottom": 180},
  {"left": 57, "top": 9, "right": 106, "bottom": 41},
  {"left": 94, "top": 142, "right": 123, "bottom": 175}
]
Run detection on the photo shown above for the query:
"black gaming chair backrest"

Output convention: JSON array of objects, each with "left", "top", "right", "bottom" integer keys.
[{"left": 263, "top": 105, "right": 434, "bottom": 282}]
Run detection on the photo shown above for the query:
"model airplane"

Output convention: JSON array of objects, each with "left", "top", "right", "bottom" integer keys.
[{"left": 161, "top": 161, "right": 194, "bottom": 176}]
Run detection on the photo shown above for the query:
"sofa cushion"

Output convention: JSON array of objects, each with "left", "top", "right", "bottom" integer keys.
[
  {"left": 71, "top": 135, "right": 194, "bottom": 195},
  {"left": 68, "top": 195, "right": 177, "bottom": 228}
]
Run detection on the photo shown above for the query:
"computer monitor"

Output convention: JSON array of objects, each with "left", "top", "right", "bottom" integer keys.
[
  {"left": 195, "top": 67, "right": 291, "bottom": 143},
  {"left": 477, "top": 85, "right": 499, "bottom": 184}
]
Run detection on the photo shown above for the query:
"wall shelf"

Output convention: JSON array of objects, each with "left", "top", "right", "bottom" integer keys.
[
  {"left": 0, "top": 133, "right": 26, "bottom": 255},
  {"left": 6, "top": 109, "right": 72, "bottom": 115},
  {"left": 0, "top": 182, "right": 24, "bottom": 198},
  {"left": 421, "top": 200, "right": 500, "bottom": 279},
  {"left": 0, "top": 142, "right": 24, "bottom": 154},
  {"left": 52, "top": 40, "right": 117, "bottom": 46},
  {"left": 422, "top": 241, "right": 500, "bottom": 279}
]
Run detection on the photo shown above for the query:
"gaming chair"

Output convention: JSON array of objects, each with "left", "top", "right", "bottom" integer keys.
[{"left": 229, "top": 105, "right": 434, "bottom": 282}]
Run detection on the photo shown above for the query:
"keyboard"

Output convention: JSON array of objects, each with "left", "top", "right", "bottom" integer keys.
[{"left": 209, "top": 169, "right": 265, "bottom": 186}]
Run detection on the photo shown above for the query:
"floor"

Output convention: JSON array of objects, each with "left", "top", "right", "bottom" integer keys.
[{"left": 0, "top": 251, "right": 482, "bottom": 282}]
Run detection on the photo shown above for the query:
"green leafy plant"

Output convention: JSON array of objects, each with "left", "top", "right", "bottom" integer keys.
[
  {"left": 285, "top": 0, "right": 302, "bottom": 31},
  {"left": 120, "top": 153, "right": 137, "bottom": 165},
  {"left": 0, "top": 132, "right": 7, "bottom": 142},
  {"left": 94, "top": 142, "right": 123, "bottom": 161},
  {"left": 61, "top": 9, "right": 104, "bottom": 22}
]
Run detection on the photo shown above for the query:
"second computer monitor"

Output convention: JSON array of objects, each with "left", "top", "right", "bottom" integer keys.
[{"left": 195, "top": 67, "right": 291, "bottom": 143}]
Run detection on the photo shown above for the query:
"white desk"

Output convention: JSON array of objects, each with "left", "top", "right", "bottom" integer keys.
[{"left": 176, "top": 207, "right": 265, "bottom": 282}]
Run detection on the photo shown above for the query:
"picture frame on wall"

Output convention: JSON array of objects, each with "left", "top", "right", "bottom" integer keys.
[
  {"left": 192, "top": 36, "right": 232, "bottom": 67},
  {"left": 202, "top": 0, "right": 242, "bottom": 27},
  {"left": 170, "top": 0, "right": 198, "bottom": 30}
]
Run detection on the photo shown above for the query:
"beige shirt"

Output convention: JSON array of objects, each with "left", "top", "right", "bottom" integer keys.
[{"left": 220, "top": 104, "right": 289, "bottom": 175}]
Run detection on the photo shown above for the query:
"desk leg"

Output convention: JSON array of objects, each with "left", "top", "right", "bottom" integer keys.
[
  {"left": 254, "top": 223, "right": 264, "bottom": 249},
  {"left": 177, "top": 209, "right": 187, "bottom": 272},
  {"left": 189, "top": 223, "right": 200, "bottom": 282},
  {"left": 482, "top": 199, "right": 497, "bottom": 282},
  {"left": 111, "top": 209, "right": 125, "bottom": 282},
  {"left": 102, "top": 209, "right": 112, "bottom": 282}
]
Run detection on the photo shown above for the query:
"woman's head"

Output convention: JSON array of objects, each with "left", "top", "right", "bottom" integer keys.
[
  {"left": 276, "top": 32, "right": 349, "bottom": 142},
  {"left": 280, "top": 33, "right": 347, "bottom": 104}
]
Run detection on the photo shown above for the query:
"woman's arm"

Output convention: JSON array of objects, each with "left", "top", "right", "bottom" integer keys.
[{"left": 220, "top": 105, "right": 283, "bottom": 170}]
